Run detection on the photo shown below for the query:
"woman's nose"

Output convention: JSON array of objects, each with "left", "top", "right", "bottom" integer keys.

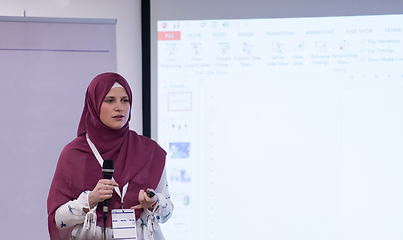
[{"left": 115, "top": 103, "right": 123, "bottom": 111}]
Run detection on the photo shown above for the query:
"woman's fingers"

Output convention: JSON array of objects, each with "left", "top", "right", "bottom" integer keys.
[
  {"left": 92, "top": 179, "right": 119, "bottom": 203},
  {"left": 130, "top": 204, "right": 142, "bottom": 210},
  {"left": 138, "top": 189, "right": 145, "bottom": 202},
  {"left": 136, "top": 189, "right": 157, "bottom": 209},
  {"left": 99, "top": 179, "right": 119, "bottom": 187}
]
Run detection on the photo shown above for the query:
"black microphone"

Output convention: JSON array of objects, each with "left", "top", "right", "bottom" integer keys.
[{"left": 102, "top": 159, "right": 114, "bottom": 235}]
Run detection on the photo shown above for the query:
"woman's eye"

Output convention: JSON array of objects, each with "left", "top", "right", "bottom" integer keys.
[
  {"left": 104, "top": 99, "right": 113, "bottom": 103},
  {"left": 123, "top": 99, "right": 130, "bottom": 103}
]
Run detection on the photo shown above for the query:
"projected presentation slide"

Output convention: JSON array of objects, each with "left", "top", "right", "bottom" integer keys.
[{"left": 157, "top": 15, "right": 403, "bottom": 240}]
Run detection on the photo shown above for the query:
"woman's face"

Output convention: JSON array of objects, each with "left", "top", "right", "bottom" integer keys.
[{"left": 100, "top": 86, "right": 130, "bottom": 130}]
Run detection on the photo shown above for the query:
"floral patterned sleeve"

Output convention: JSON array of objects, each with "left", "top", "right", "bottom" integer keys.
[
  {"left": 139, "top": 167, "right": 174, "bottom": 239},
  {"left": 150, "top": 167, "right": 174, "bottom": 223},
  {"left": 55, "top": 191, "right": 96, "bottom": 230}
]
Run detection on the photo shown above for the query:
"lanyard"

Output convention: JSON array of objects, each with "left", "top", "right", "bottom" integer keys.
[{"left": 86, "top": 133, "right": 129, "bottom": 205}]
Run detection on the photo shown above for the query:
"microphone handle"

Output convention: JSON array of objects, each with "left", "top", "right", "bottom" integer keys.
[
  {"left": 103, "top": 199, "right": 109, "bottom": 240},
  {"left": 102, "top": 199, "right": 109, "bottom": 219}
]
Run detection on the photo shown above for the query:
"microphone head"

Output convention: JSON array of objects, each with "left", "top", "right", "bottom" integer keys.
[{"left": 102, "top": 159, "right": 114, "bottom": 179}]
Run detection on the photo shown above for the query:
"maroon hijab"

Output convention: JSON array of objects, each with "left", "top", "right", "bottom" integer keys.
[{"left": 47, "top": 72, "right": 166, "bottom": 240}]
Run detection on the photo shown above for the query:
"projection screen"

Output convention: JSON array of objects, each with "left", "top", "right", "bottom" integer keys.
[{"left": 150, "top": 1, "right": 403, "bottom": 239}]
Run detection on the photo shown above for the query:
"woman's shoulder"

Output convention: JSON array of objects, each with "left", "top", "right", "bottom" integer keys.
[
  {"left": 129, "top": 130, "right": 166, "bottom": 153},
  {"left": 53, "top": 135, "right": 90, "bottom": 172},
  {"left": 64, "top": 134, "right": 87, "bottom": 149},
  {"left": 59, "top": 135, "right": 89, "bottom": 157},
  {"left": 128, "top": 130, "right": 150, "bottom": 142}
]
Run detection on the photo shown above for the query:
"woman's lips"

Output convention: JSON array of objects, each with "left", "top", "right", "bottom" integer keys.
[{"left": 113, "top": 115, "right": 124, "bottom": 120}]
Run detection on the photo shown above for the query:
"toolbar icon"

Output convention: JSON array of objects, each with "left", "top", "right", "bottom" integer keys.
[
  {"left": 219, "top": 42, "right": 230, "bottom": 54},
  {"left": 166, "top": 43, "right": 177, "bottom": 55},
  {"left": 315, "top": 41, "right": 327, "bottom": 52},
  {"left": 192, "top": 43, "right": 202, "bottom": 55},
  {"left": 340, "top": 40, "right": 349, "bottom": 50},
  {"left": 242, "top": 42, "right": 253, "bottom": 54},
  {"left": 272, "top": 41, "right": 284, "bottom": 53},
  {"left": 293, "top": 41, "right": 305, "bottom": 51}
]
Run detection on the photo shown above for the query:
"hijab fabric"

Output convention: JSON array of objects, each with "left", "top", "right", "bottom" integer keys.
[{"left": 47, "top": 72, "right": 166, "bottom": 240}]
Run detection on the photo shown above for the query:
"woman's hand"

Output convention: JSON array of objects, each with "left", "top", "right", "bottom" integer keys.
[
  {"left": 89, "top": 179, "right": 119, "bottom": 209},
  {"left": 131, "top": 189, "right": 158, "bottom": 211}
]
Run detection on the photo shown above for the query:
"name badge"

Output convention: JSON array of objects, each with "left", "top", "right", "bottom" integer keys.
[{"left": 112, "top": 209, "right": 137, "bottom": 239}]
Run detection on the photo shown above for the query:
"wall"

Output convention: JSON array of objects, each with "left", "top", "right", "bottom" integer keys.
[{"left": 0, "top": 0, "right": 144, "bottom": 133}]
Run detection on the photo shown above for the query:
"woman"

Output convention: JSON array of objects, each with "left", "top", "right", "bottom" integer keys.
[{"left": 47, "top": 72, "right": 173, "bottom": 240}]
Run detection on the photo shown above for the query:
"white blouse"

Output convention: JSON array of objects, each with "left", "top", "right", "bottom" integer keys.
[{"left": 55, "top": 167, "right": 173, "bottom": 240}]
